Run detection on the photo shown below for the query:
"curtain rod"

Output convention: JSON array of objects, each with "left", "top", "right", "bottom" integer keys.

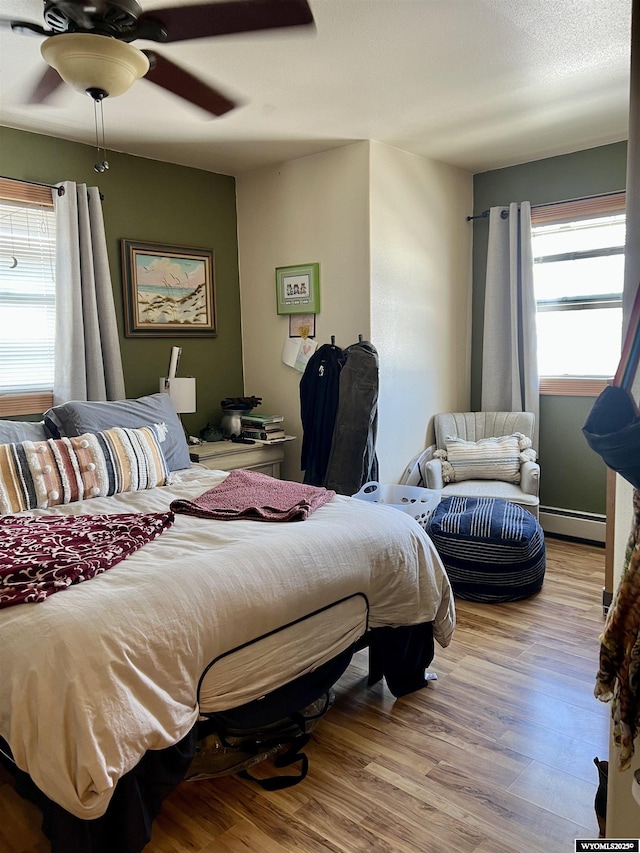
[
  {"left": 466, "top": 190, "right": 625, "bottom": 221},
  {"left": 0, "top": 175, "right": 65, "bottom": 196}
]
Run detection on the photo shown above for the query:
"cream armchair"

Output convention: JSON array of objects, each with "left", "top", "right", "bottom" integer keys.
[{"left": 424, "top": 412, "right": 540, "bottom": 518}]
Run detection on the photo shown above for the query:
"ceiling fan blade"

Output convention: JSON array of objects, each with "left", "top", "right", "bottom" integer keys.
[
  {"left": 26, "top": 66, "right": 65, "bottom": 104},
  {"left": 142, "top": 50, "right": 236, "bottom": 117},
  {"left": 134, "top": 0, "right": 314, "bottom": 43},
  {"left": 0, "top": 18, "right": 49, "bottom": 37}
]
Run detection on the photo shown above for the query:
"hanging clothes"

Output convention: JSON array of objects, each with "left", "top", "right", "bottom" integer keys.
[
  {"left": 300, "top": 342, "right": 346, "bottom": 486},
  {"left": 324, "top": 340, "right": 379, "bottom": 496}
]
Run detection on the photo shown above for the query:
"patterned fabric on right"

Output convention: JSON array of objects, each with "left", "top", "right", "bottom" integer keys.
[
  {"left": 426, "top": 495, "right": 545, "bottom": 603},
  {"left": 594, "top": 487, "right": 640, "bottom": 770}
]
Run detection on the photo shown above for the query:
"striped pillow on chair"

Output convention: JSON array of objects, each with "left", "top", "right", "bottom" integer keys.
[{"left": 435, "top": 433, "right": 536, "bottom": 484}]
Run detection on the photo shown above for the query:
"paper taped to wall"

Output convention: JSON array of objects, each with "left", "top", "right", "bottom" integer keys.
[{"left": 282, "top": 336, "right": 317, "bottom": 373}]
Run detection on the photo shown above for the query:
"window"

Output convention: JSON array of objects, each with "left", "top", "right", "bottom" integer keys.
[
  {"left": 0, "top": 179, "right": 56, "bottom": 416},
  {"left": 531, "top": 193, "right": 626, "bottom": 396}
]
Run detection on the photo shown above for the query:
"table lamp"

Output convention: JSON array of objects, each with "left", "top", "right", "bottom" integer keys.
[
  {"left": 159, "top": 377, "right": 196, "bottom": 439},
  {"left": 160, "top": 376, "right": 196, "bottom": 413}
]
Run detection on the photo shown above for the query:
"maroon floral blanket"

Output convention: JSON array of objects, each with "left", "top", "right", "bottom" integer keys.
[{"left": 0, "top": 511, "right": 174, "bottom": 609}]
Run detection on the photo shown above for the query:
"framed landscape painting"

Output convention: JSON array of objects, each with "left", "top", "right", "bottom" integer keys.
[{"left": 121, "top": 239, "right": 216, "bottom": 337}]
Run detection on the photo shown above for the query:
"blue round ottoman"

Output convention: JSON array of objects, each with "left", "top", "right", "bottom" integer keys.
[{"left": 426, "top": 496, "right": 545, "bottom": 603}]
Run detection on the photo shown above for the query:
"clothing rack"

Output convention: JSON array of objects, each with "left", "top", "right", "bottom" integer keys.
[
  {"left": 300, "top": 333, "right": 378, "bottom": 494},
  {"left": 329, "top": 334, "right": 364, "bottom": 346}
]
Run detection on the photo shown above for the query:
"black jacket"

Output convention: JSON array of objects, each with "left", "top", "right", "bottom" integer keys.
[{"left": 300, "top": 343, "right": 346, "bottom": 486}]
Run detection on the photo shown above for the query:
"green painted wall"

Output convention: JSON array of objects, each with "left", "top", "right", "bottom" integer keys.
[
  {"left": 0, "top": 126, "right": 244, "bottom": 438},
  {"left": 471, "top": 142, "right": 628, "bottom": 514}
]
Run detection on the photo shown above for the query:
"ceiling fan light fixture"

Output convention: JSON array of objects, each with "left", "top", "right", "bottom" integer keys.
[{"left": 40, "top": 33, "right": 150, "bottom": 98}]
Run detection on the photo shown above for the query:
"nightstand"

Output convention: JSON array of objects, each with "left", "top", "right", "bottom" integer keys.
[{"left": 189, "top": 440, "right": 286, "bottom": 478}]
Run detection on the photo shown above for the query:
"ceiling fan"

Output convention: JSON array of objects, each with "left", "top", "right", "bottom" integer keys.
[{"left": 1, "top": 0, "right": 315, "bottom": 116}]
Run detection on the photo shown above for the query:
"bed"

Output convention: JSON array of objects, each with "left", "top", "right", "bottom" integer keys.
[{"left": 0, "top": 395, "right": 454, "bottom": 852}]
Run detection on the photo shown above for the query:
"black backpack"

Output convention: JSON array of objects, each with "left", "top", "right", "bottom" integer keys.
[{"left": 187, "top": 646, "right": 353, "bottom": 789}]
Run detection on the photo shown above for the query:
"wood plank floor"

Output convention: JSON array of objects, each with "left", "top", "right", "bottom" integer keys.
[{"left": 1, "top": 535, "right": 610, "bottom": 853}]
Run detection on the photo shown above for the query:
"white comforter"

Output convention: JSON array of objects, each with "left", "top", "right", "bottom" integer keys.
[{"left": 0, "top": 466, "right": 454, "bottom": 820}]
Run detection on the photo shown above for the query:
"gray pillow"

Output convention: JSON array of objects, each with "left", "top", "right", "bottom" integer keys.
[
  {"left": 0, "top": 420, "right": 48, "bottom": 444},
  {"left": 43, "top": 393, "right": 190, "bottom": 471}
]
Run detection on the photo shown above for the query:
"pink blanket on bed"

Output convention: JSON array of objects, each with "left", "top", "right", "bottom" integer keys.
[
  {"left": 0, "top": 511, "right": 174, "bottom": 608},
  {"left": 170, "top": 469, "right": 335, "bottom": 521}
]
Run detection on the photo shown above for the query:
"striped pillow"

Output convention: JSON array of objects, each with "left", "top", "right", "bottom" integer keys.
[
  {"left": 435, "top": 433, "right": 536, "bottom": 484},
  {"left": 0, "top": 426, "right": 170, "bottom": 515}
]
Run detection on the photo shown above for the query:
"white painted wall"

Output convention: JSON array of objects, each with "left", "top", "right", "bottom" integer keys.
[
  {"left": 236, "top": 142, "right": 371, "bottom": 482},
  {"left": 607, "top": 0, "right": 640, "bottom": 835},
  {"left": 369, "top": 142, "right": 473, "bottom": 482},
  {"left": 236, "top": 140, "right": 473, "bottom": 485}
]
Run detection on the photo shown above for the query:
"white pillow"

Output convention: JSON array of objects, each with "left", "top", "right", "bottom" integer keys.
[{"left": 434, "top": 433, "right": 536, "bottom": 484}]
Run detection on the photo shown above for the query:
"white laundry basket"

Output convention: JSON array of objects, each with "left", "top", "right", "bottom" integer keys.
[{"left": 352, "top": 482, "right": 441, "bottom": 531}]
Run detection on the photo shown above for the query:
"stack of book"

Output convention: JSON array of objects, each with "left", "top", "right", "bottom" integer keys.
[{"left": 241, "top": 413, "right": 286, "bottom": 443}]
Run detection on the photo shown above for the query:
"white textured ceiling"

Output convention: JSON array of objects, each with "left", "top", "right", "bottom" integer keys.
[{"left": 0, "top": 0, "right": 632, "bottom": 177}]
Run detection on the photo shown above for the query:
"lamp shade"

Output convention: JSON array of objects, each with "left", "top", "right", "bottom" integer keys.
[
  {"left": 41, "top": 33, "right": 150, "bottom": 98},
  {"left": 160, "top": 377, "right": 196, "bottom": 414}
]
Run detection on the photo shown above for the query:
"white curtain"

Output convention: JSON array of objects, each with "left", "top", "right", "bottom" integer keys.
[
  {"left": 481, "top": 201, "right": 539, "bottom": 447},
  {"left": 53, "top": 181, "right": 125, "bottom": 404}
]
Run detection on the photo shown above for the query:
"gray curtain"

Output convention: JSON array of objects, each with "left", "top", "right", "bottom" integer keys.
[
  {"left": 53, "top": 182, "right": 125, "bottom": 404},
  {"left": 481, "top": 201, "right": 539, "bottom": 447}
]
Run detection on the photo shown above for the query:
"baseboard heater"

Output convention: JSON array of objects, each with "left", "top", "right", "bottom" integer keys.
[{"left": 539, "top": 505, "right": 606, "bottom": 544}]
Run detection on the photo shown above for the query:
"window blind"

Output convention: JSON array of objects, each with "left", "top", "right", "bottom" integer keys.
[
  {"left": 531, "top": 191, "right": 626, "bottom": 225},
  {"left": 0, "top": 181, "right": 56, "bottom": 399}
]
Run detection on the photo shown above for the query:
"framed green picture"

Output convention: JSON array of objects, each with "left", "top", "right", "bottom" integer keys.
[{"left": 275, "top": 263, "right": 320, "bottom": 315}]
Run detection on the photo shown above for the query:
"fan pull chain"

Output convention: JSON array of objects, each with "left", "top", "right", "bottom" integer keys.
[{"left": 93, "top": 95, "right": 109, "bottom": 174}]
